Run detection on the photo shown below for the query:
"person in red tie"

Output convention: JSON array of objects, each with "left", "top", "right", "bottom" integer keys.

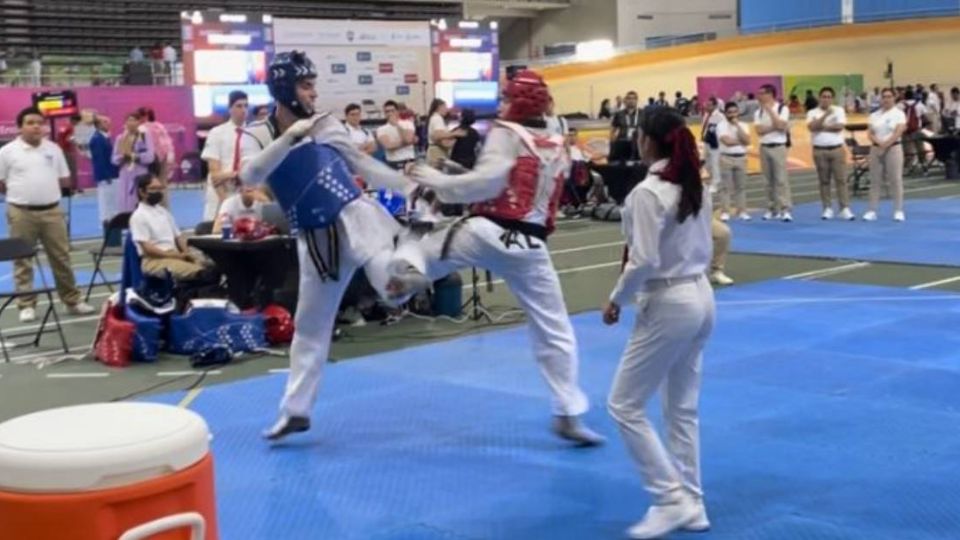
[
  {"left": 389, "top": 70, "right": 604, "bottom": 447},
  {"left": 201, "top": 90, "right": 249, "bottom": 221}
]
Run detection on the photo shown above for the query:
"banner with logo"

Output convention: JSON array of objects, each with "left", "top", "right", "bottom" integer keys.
[
  {"left": 783, "top": 74, "right": 865, "bottom": 105},
  {"left": 696, "top": 75, "right": 783, "bottom": 104},
  {"left": 274, "top": 18, "right": 434, "bottom": 117}
]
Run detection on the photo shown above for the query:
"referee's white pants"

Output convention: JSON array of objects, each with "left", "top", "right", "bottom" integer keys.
[
  {"left": 280, "top": 200, "right": 400, "bottom": 418},
  {"left": 607, "top": 276, "right": 715, "bottom": 504},
  {"left": 704, "top": 146, "right": 721, "bottom": 187},
  {"left": 96, "top": 179, "right": 119, "bottom": 225},
  {"left": 393, "top": 217, "right": 590, "bottom": 416},
  {"left": 202, "top": 181, "right": 221, "bottom": 222}
]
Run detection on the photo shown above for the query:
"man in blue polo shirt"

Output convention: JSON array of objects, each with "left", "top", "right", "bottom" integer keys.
[{"left": 89, "top": 114, "right": 120, "bottom": 225}]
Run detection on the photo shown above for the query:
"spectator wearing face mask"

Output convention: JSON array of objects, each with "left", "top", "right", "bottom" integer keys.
[{"left": 130, "top": 174, "right": 212, "bottom": 279}]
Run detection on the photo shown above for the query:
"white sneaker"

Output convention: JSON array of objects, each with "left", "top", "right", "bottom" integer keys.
[
  {"left": 719, "top": 212, "right": 730, "bottom": 222},
  {"left": 838, "top": 207, "right": 855, "bottom": 221},
  {"left": 762, "top": 211, "right": 775, "bottom": 221},
  {"left": 682, "top": 499, "right": 711, "bottom": 532},
  {"left": 19, "top": 307, "right": 36, "bottom": 323},
  {"left": 893, "top": 211, "right": 906, "bottom": 222},
  {"left": 710, "top": 271, "right": 735, "bottom": 286},
  {"left": 66, "top": 302, "right": 95, "bottom": 316},
  {"left": 737, "top": 213, "right": 752, "bottom": 222},
  {"left": 821, "top": 207, "right": 834, "bottom": 220},
  {"left": 781, "top": 211, "right": 794, "bottom": 222},
  {"left": 862, "top": 211, "right": 877, "bottom": 222},
  {"left": 626, "top": 494, "right": 699, "bottom": 540}
]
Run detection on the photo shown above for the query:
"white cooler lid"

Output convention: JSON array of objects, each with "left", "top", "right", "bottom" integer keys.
[{"left": 0, "top": 402, "right": 210, "bottom": 493}]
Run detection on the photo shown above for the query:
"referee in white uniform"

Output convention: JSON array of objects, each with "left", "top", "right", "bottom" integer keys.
[{"left": 603, "top": 108, "right": 715, "bottom": 539}]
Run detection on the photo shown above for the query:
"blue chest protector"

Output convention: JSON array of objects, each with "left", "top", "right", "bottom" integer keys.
[{"left": 267, "top": 142, "right": 362, "bottom": 231}]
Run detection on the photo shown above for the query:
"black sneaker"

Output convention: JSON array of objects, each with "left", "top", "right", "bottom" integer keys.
[{"left": 263, "top": 415, "right": 311, "bottom": 441}]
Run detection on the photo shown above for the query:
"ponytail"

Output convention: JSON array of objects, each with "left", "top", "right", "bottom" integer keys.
[{"left": 641, "top": 110, "right": 703, "bottom": 223}]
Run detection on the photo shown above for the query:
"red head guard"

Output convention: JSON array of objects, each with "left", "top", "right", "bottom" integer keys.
[
  {"left": 232, "top": 217, "right": 274, "bottom": 241},
  {"left": 262, "top": 304, "right": 294, "bottom": 344},
  {"left": 502, "top": 70, "right": 551, "bottom": 122}
]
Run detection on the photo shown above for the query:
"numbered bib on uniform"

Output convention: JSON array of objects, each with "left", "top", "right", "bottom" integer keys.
[{"left": 268, "top": 142, "right": 362, "bottom": 231}]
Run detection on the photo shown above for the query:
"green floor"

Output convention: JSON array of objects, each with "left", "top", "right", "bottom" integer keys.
[{"left": 2, "top": 170, "right": 959, "bottom": 422}]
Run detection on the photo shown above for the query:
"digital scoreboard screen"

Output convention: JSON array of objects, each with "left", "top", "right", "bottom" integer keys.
[
  {"left": 431, "top": 22, "right": 499, "bottom": 116},
  {"left": 181, "top": 11, "right": 274, "bottom": 86},
  {"left": 32, "top": 90, "right": 79, "bottom": 118}
]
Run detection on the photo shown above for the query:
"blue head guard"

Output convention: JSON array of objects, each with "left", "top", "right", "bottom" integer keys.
[{"left": 267, "top": 51, "right": 318, "bottom": 119}]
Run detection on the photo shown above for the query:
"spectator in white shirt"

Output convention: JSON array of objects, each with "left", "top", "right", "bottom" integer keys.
[
  {"left": 865, "top": 88, "right": 907, "bottom": 222},
  {"left": 343, "top": 103, "right": 376, "bottom": 155},
  {"left": 754, "top": 84, "right": 793, "bottom": 221},
  {"left": 944, "top": 87, "right": 960, "bottom": 131},
  {"left": 213, "top": 186, "right": 269, "bottom": 234},
  {"left": 201, "top": 90, "right": 248, "bottom": 221},
  {"left": 700, "top": 97, "right": 724, "bottom": 187},
  {"left": 130, "top": 46, "right": 144, "bottom": 63},
  {"left": 425, "top": 98, "right": 464, "bottom": 167},
  {"left": 926, "top": 84, "right": 942, "bottom": 133},
  {"left": 130, "top": 174, "right": 212, "bottom": 279},
  {"left": 717, "top": 102, "right": 751, "bottom": 221},
  {"left": 603, "top": 108, "right": 715, "bottom": 540},
  {"left": 0, "top": 107, "right": 94, "bottom": 322},
  {"left": 544, "top": 97, "right": 569, "bottom": 138},
  {"left": 898, "top": 88, "right": 927, "bottom": 170},
  {"left": 376, "top": 100, "right": 417, "bottom": 170},
  {"left": 868, "top": 87, "right": 881, "bottom": 112},
  {"left": 807, "top": 86, "right": 852, "bottom": 220}
]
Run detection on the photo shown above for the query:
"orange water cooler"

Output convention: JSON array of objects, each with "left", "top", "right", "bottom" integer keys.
[{"left": 0, "top": 402, "right": 219, "bottom": 540}]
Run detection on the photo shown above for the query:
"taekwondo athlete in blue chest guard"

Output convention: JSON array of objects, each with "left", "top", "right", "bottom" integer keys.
[{"left": 237, "top": 50, "right": 430, "bottom": 441}]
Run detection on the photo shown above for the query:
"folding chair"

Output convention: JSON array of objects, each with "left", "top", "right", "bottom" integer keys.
[
  {"left": 0, "top": 238, "right": 70, "bottom": 363},
  {"left": 194, "top": 221, "right": 214, "bottom": 236},
  {"left": 85, "top": 212, "right": 131, "bottom": 301},
  {"left": 845, "top": 136, "right": 871, "bottom": 196}
]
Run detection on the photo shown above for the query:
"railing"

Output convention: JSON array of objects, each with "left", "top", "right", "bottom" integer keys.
[{"left": 505, "top": 7, "right": 960, "bottom": 67}]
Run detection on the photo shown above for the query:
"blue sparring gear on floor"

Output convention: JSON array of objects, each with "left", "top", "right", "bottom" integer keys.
[{"left": 167, "top": 300, "right": 268, "bottom": 357}]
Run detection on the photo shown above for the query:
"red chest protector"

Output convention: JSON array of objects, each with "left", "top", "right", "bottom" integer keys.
[{"left": 470, "top": 121, "right": 569, "bottom": 235}]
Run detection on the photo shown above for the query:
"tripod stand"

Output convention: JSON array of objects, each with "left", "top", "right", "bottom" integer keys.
[{"left": 461, "top": 266, "right": 493, "bottom": 322}]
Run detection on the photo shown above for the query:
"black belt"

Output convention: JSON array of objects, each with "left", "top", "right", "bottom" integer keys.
[
  {"left": 10, "top": 202, "right": 59, "bottom": 211},
  {"left": 722, "top": 153, "right": 745, "bottom": 158},
  {"left": 872, "top": 142, "right": 901, "bottom": 147},
  {"left": 814, "top": 145, "right": 843, "bottom": 150},
  {"left": 761, "top": 143, "right": 785, "bottom": 148},
  {"left": 482, "top": 215, "right": 548, "bottom": 242},
  {"left": 440, "top": 214, "right": 548, "bottom": 260}
]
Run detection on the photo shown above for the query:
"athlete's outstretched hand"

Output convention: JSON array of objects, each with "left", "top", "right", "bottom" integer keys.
[
  {"left": 408, "top": 163, "right": 441, "bottom": 187},
  {"left": 285, "top": 115, "right": 325, "bottom": 140}
]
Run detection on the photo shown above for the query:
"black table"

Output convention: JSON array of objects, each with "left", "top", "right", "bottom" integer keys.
[
  {"left": 188, "top": 235, "right": 298, "bottom": 310},
  {"left": 925, "top": 134, "right": 960, "bottom": 180}
]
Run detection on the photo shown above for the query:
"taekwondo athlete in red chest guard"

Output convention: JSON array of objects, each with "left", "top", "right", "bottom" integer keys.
[
  {"left": 237, "top": 51, "right": 430, "bottom": 441},
  {"left": 389, "top": 70, "right": 604, "bottom": 446}
]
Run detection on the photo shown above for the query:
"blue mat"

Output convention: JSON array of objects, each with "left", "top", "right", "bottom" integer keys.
[
  {"left": 151, "top": 280, "right": 960, "bottom": 539},
  {"left": 728, "top": 197, "right": 960, "bottom": 266},
  {"left": 0, "top": 188, "right": 205, "bottom": 241}
]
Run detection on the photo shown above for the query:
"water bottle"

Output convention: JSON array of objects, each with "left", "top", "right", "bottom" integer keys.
[{"left": 221, "top": 217, "right": 233, "bottom": 240}]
